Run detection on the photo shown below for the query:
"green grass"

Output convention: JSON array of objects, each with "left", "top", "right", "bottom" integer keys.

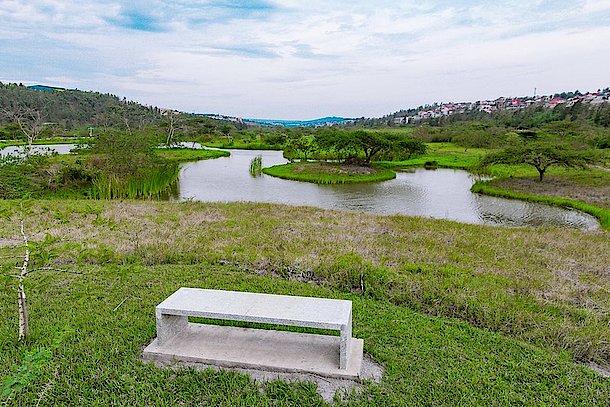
[
  {"left": 472, "top": 180, "right": 610, "bottom": 230},
  {"left": 378, "top": 142, "right": 491, "bottom": 170},
  {"left": 91, "top": 148, "right": 228, "bottom": 198},
  {"left": 1, "top": 262, "right": 608, "bottom": 405},
  {"left": 90, "top": 164, "right": 180, "bottom": 199},
  {"left": 263, "top": 162, "right": 397, "bottom": 184},
  {"left": 154, "top": 147, "right": 229, "bottom": 163},
  {"left": 0, "top": 200, "right": 608, "bottom": 368},
  {"left": 249, "top": 155, "right": 263, "bottom": 176}
]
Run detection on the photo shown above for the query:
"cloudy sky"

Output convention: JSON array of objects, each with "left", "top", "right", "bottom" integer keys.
[{"left": 1, "top": 1, "right": 609, "bottom": 119}]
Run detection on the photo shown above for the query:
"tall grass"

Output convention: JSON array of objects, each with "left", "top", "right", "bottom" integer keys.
[
  {"left": 91, "top": 164, "right": 179, "bottom": 199},
  {"left": 249, "top": 155, "right": 263, "bottom": 177}
]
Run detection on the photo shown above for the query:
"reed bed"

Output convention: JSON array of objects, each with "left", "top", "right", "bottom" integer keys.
[{"left": 91, "top": 164, "right": 179, "bottom": 199}]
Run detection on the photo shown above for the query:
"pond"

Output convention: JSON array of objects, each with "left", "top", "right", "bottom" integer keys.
[
  {"left": 0, "top": 144, "right": 78, "bottom": 157},
  {"left": 1, "top": 144, "right": 599, "bottom": 230},
  {"left": 172, "top": 149, "right": 600, "bottom": 230}
]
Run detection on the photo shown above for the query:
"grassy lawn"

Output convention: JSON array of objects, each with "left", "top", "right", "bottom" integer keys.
[
  {"left": 378, "top": 142, "right": 491, "bottom": 170},
  {"left": 0, "top": 137, "right": 91, "bottom": 146},
  {"left": 1, "top": 262, "right": 608, "bottom": 405},
  {"left": 263, "top": 162, "right": 396, "bottom": 184},
  {"left": 46, "top": 147, "right": 229, "bottom": 165}
]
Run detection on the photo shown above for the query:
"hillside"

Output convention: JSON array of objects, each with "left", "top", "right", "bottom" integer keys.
[{"left": 0, "top": 83, "right": 164, "bottom": 135}]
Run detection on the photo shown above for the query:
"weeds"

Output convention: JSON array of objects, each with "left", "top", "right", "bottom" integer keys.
[{"left": 249, "top": 155, "right": 263, "bottom": 177}]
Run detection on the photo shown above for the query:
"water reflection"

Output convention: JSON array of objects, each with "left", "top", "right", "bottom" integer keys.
[{"left": 172, "top": 149, "right": 600, "bottom": 231}]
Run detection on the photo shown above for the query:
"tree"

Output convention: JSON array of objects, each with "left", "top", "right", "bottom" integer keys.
[
  {"left": 161, "top": 112, "right": 182, "bottom": 147},
  {"left": 286, "top": 136, "right": 317, "bottom": 161},
  {"left": 350, "top": 130, "right": 391, "bottom": 164},
  {"left": 395, "top": 138, "right": 427, "bottom": 158},
  {"left": 481, "top": 142, "right": 592, "bottom": 181},
  {"left": 88, "top": 130, "right": 159, "bottom": 177},
  {"left": 220, "top": 124, "right": 233, "bottom": 143},
  {"left": 1, "top": 105, "right": 46, "bottom": 154}
]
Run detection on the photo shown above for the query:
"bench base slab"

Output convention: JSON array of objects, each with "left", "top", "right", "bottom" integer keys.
[{"left": 143, "top": 323, "right": 364, "bottom": 379}]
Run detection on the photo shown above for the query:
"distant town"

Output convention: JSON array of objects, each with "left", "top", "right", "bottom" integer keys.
[{"left": 391, "top": 88, "right": 610, "bottom": 124}]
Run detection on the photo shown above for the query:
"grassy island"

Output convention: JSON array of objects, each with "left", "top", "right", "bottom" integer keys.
[{"left": 263, "top": 162, "right": 396, "bottom": 184}]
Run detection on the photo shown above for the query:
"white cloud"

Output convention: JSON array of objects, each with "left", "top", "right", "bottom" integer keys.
[
  {"left": 0, "top": 0, "right": 609, "bottom": 118},
  {"left": 583, "top": 0, "right": 610, "bottom": 13}
]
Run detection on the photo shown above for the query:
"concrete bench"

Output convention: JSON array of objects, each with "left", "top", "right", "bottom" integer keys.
[{"left": 143, "top": 288, "right": 364, "bottom": 378}]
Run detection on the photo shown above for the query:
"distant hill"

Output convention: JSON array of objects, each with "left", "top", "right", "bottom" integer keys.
[
  {"left": 0, "top": 82, "right": 163, "bottom": 132},
  {"left": 244, "top": 116, "right": 354, "bottom": 127},
  {"left": 196, "top": 113, "right": 354, "bottom": 128}
]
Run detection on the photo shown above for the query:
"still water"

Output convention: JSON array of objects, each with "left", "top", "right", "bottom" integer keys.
[
  {"left": 0, "top": 144, "right": 77, "bottom": 157},
  {"left": 173, "top": 149, "right": 600, "bottom": 230},
  {"left": 1, "top": 144, "right": 599, "bottom": 230}
]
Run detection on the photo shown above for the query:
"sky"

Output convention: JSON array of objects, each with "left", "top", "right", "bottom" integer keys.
[{"left": 1, "top": 1, "right": 610, "bottom": 120}]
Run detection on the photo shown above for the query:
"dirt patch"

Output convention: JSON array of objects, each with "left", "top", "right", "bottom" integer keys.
[
  {"left": 294, "top": 163, "right": 377, "bottom": 176},
  {"left": 492, "top": 176, "right": 610, "bottom": 209},
  {"left": 147, "top": 354, "right": 383, "bottom": 403}
]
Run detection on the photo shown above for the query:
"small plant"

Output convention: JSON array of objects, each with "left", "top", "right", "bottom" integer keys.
[
  {"left": 1, "top": 348, "right": 52, "bottom": 400},
  {"left": 249, "top": 155, "right": 263, "bottom": 177}
]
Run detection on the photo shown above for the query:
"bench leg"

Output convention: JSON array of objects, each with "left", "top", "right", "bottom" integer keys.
[
  {"left": 156, "top": 310, "right": 188, "bottom": 346},
  {"left": 340, "top": 310, "right": 352, "bottom": 369}
]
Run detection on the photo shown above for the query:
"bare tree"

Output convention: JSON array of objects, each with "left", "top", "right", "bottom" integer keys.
[
  {"left": 164, "top": 112, "right": 178, "bottom": 147},
  {"left": 2, "top": 104, "right": 46, "bottom": 155}
]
